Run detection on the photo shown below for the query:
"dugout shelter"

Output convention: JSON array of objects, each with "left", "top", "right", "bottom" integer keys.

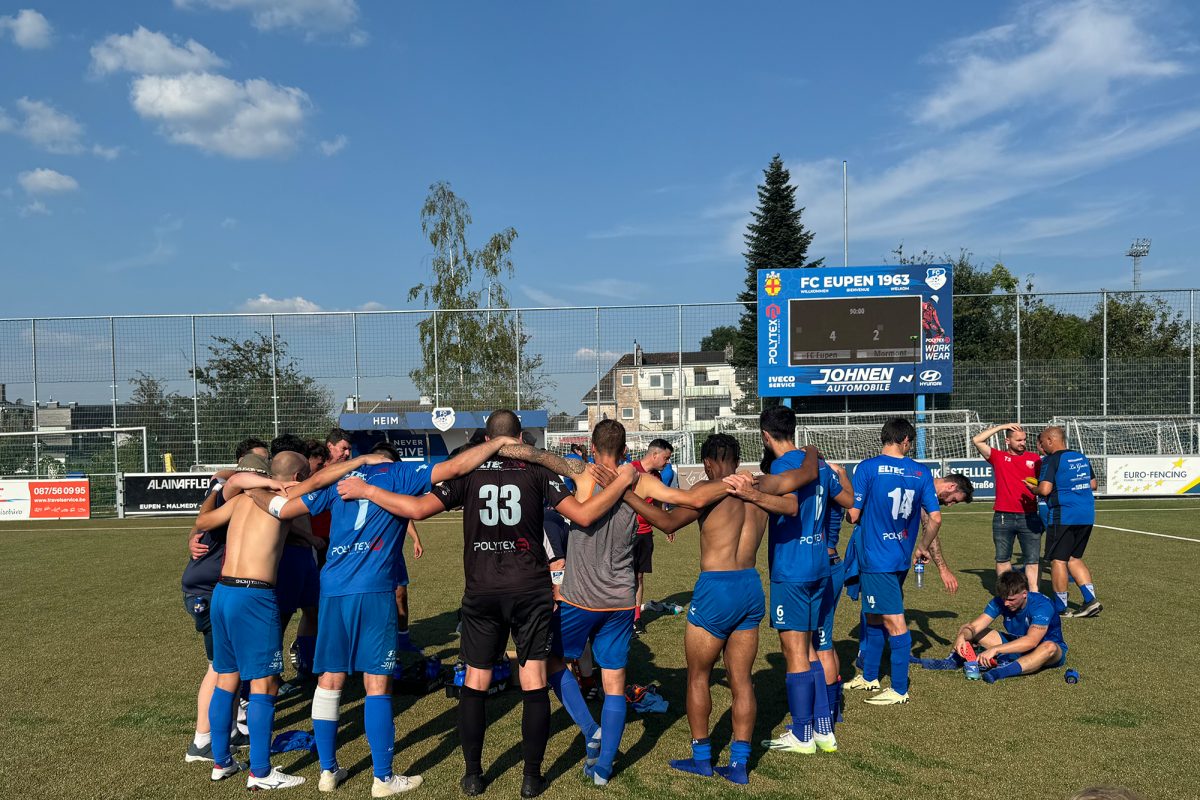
[{"left": 337, "top": 409, "right": 549, "bottom": 463}]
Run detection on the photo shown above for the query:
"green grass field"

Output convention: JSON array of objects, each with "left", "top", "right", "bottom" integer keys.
[{"left": 3, "top": 500, "right": 1198, "bottom": 800}]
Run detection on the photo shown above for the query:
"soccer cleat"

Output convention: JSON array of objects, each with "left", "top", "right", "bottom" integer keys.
[
  {"left": 1065, "top": 600, "right": 1103, "bottom": 618},
  {"left": 277, "top": 679, "right": 310, "bottom": 699},
  {"left": 460, "top": 773, "right": 487, "bottom": 797},
  {"left": 714, "top": 762, "right": 749, "bottom": 785},
  {"left": 845, "top": 675, "right": 881, "bottom": 691},
  {"left": 585, "top": 729, "right": 602, "bottom": 767},
  {"left": 247, "top": 767, "right": 305, "bottom": 790},
  {"left": 520, "top": 774, "right": 548, "bottom": 798},
  {"left": 668, "top": 758, "right": 713, "bottom": 777},
  {"left": 761, "top": 729, "right": 816, "bottom": 755},
  {"left": 815, "top": 732, "right": 837, "bottom": 753},
  {"left": 633, "top": 620, "right": 648, "bottom": 637},
  {"left": 372, "top": 774, "right": 423, "bottom": 796},
  {"left": 318, "top": 768, "right": 348, "bottom": 792},
  {"left": 211, "top": 760, "right": 245, "bottom": 781},
  {"left": 864, "top": 688, "right": 910, "bottom": 705},
  {"left": 185, "top": 740, "right": 213, "bottom": 763},
  {"left": 229, "top": 729, "right": 250, "bottom": 749}
]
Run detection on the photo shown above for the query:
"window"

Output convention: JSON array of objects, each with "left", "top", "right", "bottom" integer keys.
[
  {"left": 648, "top": 374, "right": 662, "bottom": 388},
  {"left": 620, "top": 374, "right": 634, "bottom": 386},
  {"left": 621, "top": 407, "right": 634, "bottom": 420},
  {"left": 649, "top": 407, "right": 665, "bottom": 422}
]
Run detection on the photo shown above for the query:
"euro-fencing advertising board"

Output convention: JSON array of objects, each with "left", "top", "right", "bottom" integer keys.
[
  {"left": 122, "top": 472, "right": 213, "bottom": 516},
  {"left": 1105, "top": 456, "right": 1200, "bottom": 496},
  {"left": 757, "top": 264, "right": 953, "bottom": 396},
  {"left": 0, "top": 478, "right": 91, "bottom": 520}
]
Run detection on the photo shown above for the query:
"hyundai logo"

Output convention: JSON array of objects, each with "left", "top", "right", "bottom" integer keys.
[{"left": 920, "top": 369, "right": 942, "bottom": 382}]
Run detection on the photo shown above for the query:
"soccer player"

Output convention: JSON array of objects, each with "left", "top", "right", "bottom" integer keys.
[
  {"left": 181, "top": 437, "right": 267, "bottom": 764},
  {"left": 326, "top": 427, "right": 353, "bottom": 464},
  {"left": 725, "top": 406, "right": 853, "bottom": 756},
  {"left": 973, "top": 422, "right": 1044, "bottom": 592},
  {"left": 195, "top": 449, "right": 382, "bottom": 789},
  {"left": 630, "top": 438, "right": 676, "bottom": 635},
  {"left": 951, "top": 571, "right": 1068, "bottom": 683},
  {"left": 1034, "top": 426, "right": 1101, "bottom": 618},
  {"left": 331, "top": 410, "right": 630, "bottom": 799},
  {"left": 626, "top": 434, "right": 817, "bottom": 785},
  {"left": 845, "top": 418, "right": 958, "bottom": 706}
]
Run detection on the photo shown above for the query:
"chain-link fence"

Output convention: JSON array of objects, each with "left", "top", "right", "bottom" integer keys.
[{"left": 1, "top": 289, "right": 1196, "bottom": 515}]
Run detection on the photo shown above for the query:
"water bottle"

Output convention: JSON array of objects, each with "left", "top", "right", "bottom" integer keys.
[
  {"left": 668, "top": 603, "right": 685, "bottom": 615},
  {"left": 453, "top": 660, "right": 466, "bottom": 688},
  {"left": 964, "top": 660, "right": 981, "bottom": 680},
  {"left": 1065, "top": 669, "right": 1080, "bottom": 684},
  {"left": 914, "top": 561, "right": 925, "bottom": 589}
]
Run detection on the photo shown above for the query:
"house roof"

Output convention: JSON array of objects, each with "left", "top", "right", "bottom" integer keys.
[{"left": 580, "top": 350, "right": 730, "bottom": 404}]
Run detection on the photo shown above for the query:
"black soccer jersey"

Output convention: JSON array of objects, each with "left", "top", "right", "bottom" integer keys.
[{"left": 432, "top": 459, "right": 573, "bottom": 596}]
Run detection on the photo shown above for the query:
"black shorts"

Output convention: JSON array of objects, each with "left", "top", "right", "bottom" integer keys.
[
  {"left": 1045, "top": 524, "right": 1092, "bottom": 562},
  {"left": 184, "top": 593, "right": 214, "bottom": 662},
  {"left": 460, "top": 588, "right": 554, "bottom": 669},
  {"left": 633, "top": 534, "right": 654, "bottom": 574}
]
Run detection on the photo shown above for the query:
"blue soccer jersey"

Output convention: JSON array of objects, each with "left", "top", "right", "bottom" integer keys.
[
  {"left": 302, "top": 462, "right": 432, "bottom": 596},
  {"left": 767, "top": 449, "right": 840, "bottom": 583},
  {"left": 1039, "top": 449, "right": 1095, "bottom": 525},
  {"left": 984, "top": 591, "right": 1066, "bottom": 648},
  {"left": 852, "top": 454, "right": 940, "bottom": 573}
]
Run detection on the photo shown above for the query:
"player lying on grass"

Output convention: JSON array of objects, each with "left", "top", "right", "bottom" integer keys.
[
  {"left": 921, "top": 571, "right": 1068, "bottom": 683},
  {"left": 624, "top": 435, "right": 819, "bottom": 786},
  {"left": 192, "top": 449, "right": 387, "bottom": 790}
]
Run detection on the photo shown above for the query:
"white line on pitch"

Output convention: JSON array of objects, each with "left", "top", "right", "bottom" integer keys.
[
  {"left": 0, "top": 525, "right": 190, "bottom": 533},
  {"left": 1093, "top": 524, "right": 1200, "bottom": 543}
]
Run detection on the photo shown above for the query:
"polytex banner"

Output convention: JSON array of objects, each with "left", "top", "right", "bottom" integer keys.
[
  {"left": 0, "top": 478, "right": 91, "bottom": 520},
  {"left": 122, "top": 472, "right": 213, "bottom": 516},
  {"left": 1105, "top": 456, "right": 1200, "bottom": 496}
]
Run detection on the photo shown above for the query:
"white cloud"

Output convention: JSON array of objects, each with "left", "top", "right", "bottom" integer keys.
[
  {"left": 357, "top": 301, "right": 386, "bottom": 311},
  {"left": 521, "top": 285, "right": 568, "bottom": 307},
  {"left": 8, "top": 97, "right": 84, "bottom": 154},
  {"left": 92, "top": 144, "right": 121, "bottom": 160},
  {"left": 238, "top": 293, "right": 324, "bottom": 313},
  {"left": 318, "top": 133, "right": 347, "bottom": 155},
  {"left": 90, "top": 26, "right": 225, "bottom": 76},
  {"left": 174, "top": 0, "right": 366, "bottom": 42},
  {"left": 18, "top": 167, "right": 78, "bottom": 194},
  {"left": 0, "top": 9, "right": 52, "bottom": 49},
  {"left": 104, "top": 216, "right": 183, "bottom": 272},
  {"left": 220, "top": 216, "right": 238, "bottom": 228},
  {"left": 574, "top": 347, "right": 623, "bottom": 362},
  {"left": 916, "top": 0, "right": 1185, "bottom": 128},
  {"left": 130, "top": 72, "right": 310, "bottom": 159},
  {"left": 571, "top": 278, "right": 649, "bottom": 300},
  {"left": 20, "top": 199, "right": 49, "bottom": 216}
]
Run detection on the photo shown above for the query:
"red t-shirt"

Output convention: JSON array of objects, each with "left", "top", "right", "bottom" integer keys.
[
  {"left": 988, "top": 449, "right": 1042, "bottom": 514},
  {"left": 631, "top": 461, "right": 654, "bottom": 535},
  {"left": 310, "top": 510, "right": 331, "bottom": 541}
]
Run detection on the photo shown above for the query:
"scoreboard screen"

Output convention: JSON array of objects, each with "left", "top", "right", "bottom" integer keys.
[{"left": 788, "top": 295, "right": 921, "bottom": 366}]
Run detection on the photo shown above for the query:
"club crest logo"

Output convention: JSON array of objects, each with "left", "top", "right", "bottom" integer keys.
[
  {"left": 925, "top": 267, "right": 947, "bottom": 291},
  {"left": 431, "top": 407, "right": 456, "bottom": 432},
  {"left": 764, "top": 271, "right": 782, "bottom": 296}
]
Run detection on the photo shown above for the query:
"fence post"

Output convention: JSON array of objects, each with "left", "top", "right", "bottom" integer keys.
[
  {"left": 1015, "top": 292, "right": 1022, "bottom": 422},
  {"left": 1190, "top": 289, "right": 1195, "bottom": 418},
  {"left": 678, "top": 305, "right": 684, "bottom": 432},
  {"left": 269, "top": 315, "right": 280, "bottom": 436},
  {"left": 515, "top": 309, "right": 522, "bottom": 410},
  {"left": 594, "top": 307, "right": 601, "bottom": 417},
  {"left": 1101, "top": 290, "right": 1108, "bottom": 417},
  {"left": 352, "top": 312, "right": 360, "bottom": 407},
  {"left": 110, "top": 317, "right": 119, "bottom": 478},
  {"left": 191, "top": 316, "right": 201, "bottom": 466},
  {"left": 432, "top": 311, "right": 440, "bottom": 407},
  {"left": 31, "top": 318, "right": 39, "bottom": 476}
]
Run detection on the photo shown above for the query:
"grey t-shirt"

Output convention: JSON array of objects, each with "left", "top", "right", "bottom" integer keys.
[{"left": 560, "top": 501, "right": 639, "bottom": 610}]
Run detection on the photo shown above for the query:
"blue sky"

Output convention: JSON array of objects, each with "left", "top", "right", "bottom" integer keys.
[{"left": 2, "top": 0, "right": 1199, "bottom": 320}]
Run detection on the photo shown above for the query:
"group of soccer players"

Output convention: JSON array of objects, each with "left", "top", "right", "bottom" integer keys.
[{"left": 181, "top": 407, "right": 1097, "bottom": 792}]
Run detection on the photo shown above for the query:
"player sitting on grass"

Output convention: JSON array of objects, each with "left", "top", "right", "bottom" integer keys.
[{"left": 942, "top": 571, "right": 1067, "bottom": 683}]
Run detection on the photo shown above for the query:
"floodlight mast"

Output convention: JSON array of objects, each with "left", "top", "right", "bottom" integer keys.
[{"left": 1126, "top": 238, "right": 1151, "bottom": 290}]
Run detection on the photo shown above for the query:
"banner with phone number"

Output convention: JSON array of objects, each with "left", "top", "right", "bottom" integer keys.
[{"left": 0, "top": 478, "right": 91, "bottom": 520}]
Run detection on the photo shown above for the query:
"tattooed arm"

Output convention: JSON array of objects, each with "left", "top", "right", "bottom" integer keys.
[
  {"left": 922, "top": 510, "right": 958, "bottom": 594},
  {"left": 497, "top": 443, "right": 585, "bottom": 476}
]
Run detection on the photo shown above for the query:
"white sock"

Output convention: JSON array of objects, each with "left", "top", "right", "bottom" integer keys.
[
  {"left": 193, "top": 730, "right": 211, "bottom": 748},
  {"left": 236, "top": 698, "right": 249, "bottom": 735}
]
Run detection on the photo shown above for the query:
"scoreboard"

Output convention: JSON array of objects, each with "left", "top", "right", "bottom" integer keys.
[{"left": 758, "top": 264, "right": 953, "bottom": 397}]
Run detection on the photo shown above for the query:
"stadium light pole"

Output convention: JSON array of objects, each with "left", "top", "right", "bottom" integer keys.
[{"left": 1126, "top": 238, "right": 1150, "bottom": 291}]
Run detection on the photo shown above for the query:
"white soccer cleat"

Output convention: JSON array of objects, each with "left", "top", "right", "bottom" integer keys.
[
  {"left": 864, "top": 688, "right": 910, "bottom": 705},
  {"left": 761, "top": 728, "right": 816, "bottom": 755},
  {"left": 210, "top": 760, "right": 245, "bottom": 781},
  {"left": 845, "top": 675, "right": 881, "bottom": 691},
  {"left": 814, "top": 732, "right": 838, "bottom": 753},
  {"left": 319, "top": 767, "right": 348, "bottom": 792},
  {"left": 247, "top": 767, "right": 306, "bottom": 790},
  {"left": 372, "top": 774, "right": 424, "bottom": 796}
]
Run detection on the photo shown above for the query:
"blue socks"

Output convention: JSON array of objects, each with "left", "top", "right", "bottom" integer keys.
[
  {"left": 829, "top": 681, "right": 843, "bottom": 725},
  {"left": 208, "top": 686, "right": 236, "bottom": 767},
  {"left": 784, "top": 671, "right": 814, "bottom": 741},
  {"left": 1080, "top": 583, "right": 1096, "bottom": 603},
  {"left": 862, "top": 623, "right": 886, "bottom": 681},
  {"left": 295, "top": 636, "right": 316, "bottom": 674},
  {"left": 548, "top": 668, "right": 599, "bottom": 741},
  {"left": 670, "top": 738, "right": 713, "bottom": 776},
  {"left": 810, "top": 661, "right": 832, "bottom": 736},
  {"left": 889, "top": 633, "right": 912, "bottom": 695},
  {"left": 1054, "top": 592, "right": 1069, "bottom": 613},
  {"left": 594, "top": 695, "right": 625, "bottom": 780},
  {"left": 247, "top": 693, "right": 276, "bottom": 778},
  {"left": 715, "top": 740, "right": 750, "bottom": 784},
  {"left": 364, "top": 695, "right": 395, "bottom": 780},
  {"left": 982, "top": 660, "right": 1024, "bottom": 683}
]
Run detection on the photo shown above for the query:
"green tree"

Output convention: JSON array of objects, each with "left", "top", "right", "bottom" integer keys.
[
  {"left": 733, "top": 155, "right": 822, "bottom": 411},
  {"left": 117, "top": 372, "right": 195, "bottom": 468},
  {"left": 407, "top": 181, "right": 552, "bottom": 410},
  {"left": 700, "top": 325, "right": 738, "bottom": 354}
]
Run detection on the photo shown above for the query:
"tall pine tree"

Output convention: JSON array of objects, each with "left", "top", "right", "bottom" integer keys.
[{"left": 732, "top": 155, "right": 822, "bottom": 409}]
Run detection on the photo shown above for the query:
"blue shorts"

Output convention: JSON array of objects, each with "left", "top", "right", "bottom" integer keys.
[
  {"left": 998, "top": 631, "right": 1068, "bottom": 667},
  {"left": 210, "top": 583, "right": 284, "bottom": 680},
  {"left": 551, "top": 603, "right": 634, "bottom": 670},
  {"left": 687, "top": 569, "right": 765, "bottom": 641},
  {"left": 818, "top": 558, "right": 846, "bottom": 652},
  {"left": 315, "top": 591, "right": 398, "bottom": 675},
  {"left": 770, "top": 578, "right": 830, "bottom": 633},
  {"left": 859, "top": 571, "right": 907, "bottom": 616},
  {"left": 392, "top": 554, "right": 409, "bottom": 589},
  {"left": 275, "top": 545, "right": 320, "bottom": 618}
]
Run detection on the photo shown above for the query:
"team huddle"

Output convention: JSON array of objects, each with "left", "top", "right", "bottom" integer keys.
[{"left": 179, "top": 409, "right": 1100, "bottom": 793}]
